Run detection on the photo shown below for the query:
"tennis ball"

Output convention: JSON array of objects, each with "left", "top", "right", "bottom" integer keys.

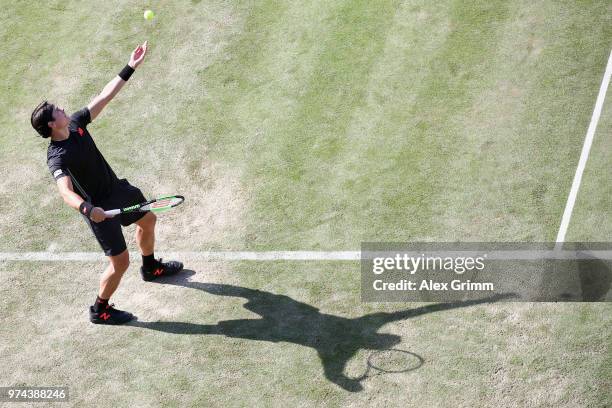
[{"left": 144, "top": 10, "right": 155, "bottom": 21}]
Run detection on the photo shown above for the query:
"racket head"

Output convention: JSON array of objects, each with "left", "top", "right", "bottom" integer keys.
[{"left": 141, "top": 195, "right": 185, "bottom": 213}]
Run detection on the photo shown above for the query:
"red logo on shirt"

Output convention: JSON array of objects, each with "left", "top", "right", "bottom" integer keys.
[{"left": 78, "top": 127, "right": 84, "bottom": 136}]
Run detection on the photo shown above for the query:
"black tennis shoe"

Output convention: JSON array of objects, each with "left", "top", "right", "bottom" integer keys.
[
  {"left": 140, "top": 258, "right": 184, "bottom": 281},
  {"left": 89, "top": 304, "right": 135, "bottom": 325}
]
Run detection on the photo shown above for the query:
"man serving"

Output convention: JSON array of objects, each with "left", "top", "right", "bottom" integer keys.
[{"left": 30, "top": 41, "right": 183, "bottom": 325}]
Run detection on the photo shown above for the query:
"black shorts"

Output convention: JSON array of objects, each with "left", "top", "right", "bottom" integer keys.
[{"left": 85, "top": 179, "right": 148, "bottom": 256}]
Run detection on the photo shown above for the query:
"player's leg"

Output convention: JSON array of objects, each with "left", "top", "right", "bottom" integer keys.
[
  {"left": 89, "top": 251, "right": 135, "bottom": 325},
  {"left": 135, "top": 211, "right": 156, "bottom": 257},
  {"left": 133, "top": 212, "right": 184, "bottom": 281},
  {"left": 99, "top": 249, "right": 130, "bottom": 299},
  {"left": 111, "top": 179, "right": 184, "bottom": 281},
  {"left": 86, "top": 216, "right": 135, "bottom": 325}
]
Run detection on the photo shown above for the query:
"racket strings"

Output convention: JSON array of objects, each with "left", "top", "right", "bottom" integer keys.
[{"left": 151, "top": 197, "right": 183, "bottom": 209}]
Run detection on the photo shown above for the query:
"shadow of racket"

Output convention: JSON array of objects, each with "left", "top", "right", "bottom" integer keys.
[{"left": 352, "top": 348, "right": 424, "bottom": 381}]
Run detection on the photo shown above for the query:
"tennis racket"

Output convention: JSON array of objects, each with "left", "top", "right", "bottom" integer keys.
[{"left": 104, "top": 195, "right": 185, "bottom": 218}]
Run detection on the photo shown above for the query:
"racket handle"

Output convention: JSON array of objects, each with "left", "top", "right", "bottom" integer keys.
[{"left": 104, "top": 209, "right": 121, "bottom": 217}]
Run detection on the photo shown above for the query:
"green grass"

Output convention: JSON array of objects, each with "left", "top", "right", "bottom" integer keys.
[
  {"left": 0, "top": 0, "right": 611, "bottom": 406},
  {"left": 1, "top": 260, "right": 610, "bottom": 406},
  {"left": 1, "top": 0, "right": 610, "bottom": 249}
]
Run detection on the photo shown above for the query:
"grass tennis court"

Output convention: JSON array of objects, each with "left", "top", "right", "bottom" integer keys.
[{"left": 0, "top": 0, "right": 610, "bottom": 406}]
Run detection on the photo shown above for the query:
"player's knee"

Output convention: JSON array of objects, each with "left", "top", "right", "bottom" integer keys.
[
  {"left": 109, "top": 250, "right": 130, "bottom": 273},
  {"left": 148, "top": 212, "right": 157, "bottom": 227},
  {"left": 138, "top": 212, "right": 156, "bottom": 231},
  {"left": 114, "top": 259, "right": 129, "bottom": 274}
]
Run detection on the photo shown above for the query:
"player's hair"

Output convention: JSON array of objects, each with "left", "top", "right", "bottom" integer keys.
[{"left": 31, "top": 100, "right": 55, "bottom": 138}]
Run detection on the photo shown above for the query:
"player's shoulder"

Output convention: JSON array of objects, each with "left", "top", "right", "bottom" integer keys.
[
  {"left": 70, "top": 107, "right": 90, "bottom": 121},
  {"left": 47, "top": 141, "right": 67, "bottom": 160},
  {"left": 70, "top": 107, "right": 91, "bottom": 127}
]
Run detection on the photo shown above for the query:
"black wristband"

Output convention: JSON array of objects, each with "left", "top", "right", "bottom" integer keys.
[
  {"left": 118, "top": 64, "right": 135, "bottom": 81},
  {"left": 79, "top": 202, "right": 94, "bottom": 219}
]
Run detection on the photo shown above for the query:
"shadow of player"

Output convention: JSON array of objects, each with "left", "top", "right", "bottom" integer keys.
[{"left": 130, "top": 270, "right": 514, "bottom": 392}]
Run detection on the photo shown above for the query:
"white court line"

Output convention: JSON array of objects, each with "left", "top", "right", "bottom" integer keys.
[
  {"left": 1, "top": 250, "right": 612, "bottom": 262},
  {"left": 555, "top": 49, "right": 612, "bottom": 250},
  {"left": 0, "top": 251, "right": 361, "bottom": 262}
]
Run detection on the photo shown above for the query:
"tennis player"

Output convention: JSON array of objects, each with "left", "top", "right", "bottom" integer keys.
[{"left": 30, "top": 41, "right": 183, "bottom": 325}]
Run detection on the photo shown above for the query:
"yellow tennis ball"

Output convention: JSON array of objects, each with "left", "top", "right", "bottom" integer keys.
[{"left": 144, "top": 10, "right": 155, "bottom": 21}]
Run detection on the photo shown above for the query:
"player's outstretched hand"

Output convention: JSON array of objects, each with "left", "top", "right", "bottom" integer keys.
[
  {"left": 90, "top": 207, "right": 107, "bottom": 223},
  {"left": 129, "top": 41, "right": 148, "bottom": 69}
]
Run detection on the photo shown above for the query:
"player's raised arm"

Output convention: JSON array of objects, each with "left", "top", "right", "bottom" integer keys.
[{"left": 87, "top": 41, "right": 148, "bottom": 121}]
